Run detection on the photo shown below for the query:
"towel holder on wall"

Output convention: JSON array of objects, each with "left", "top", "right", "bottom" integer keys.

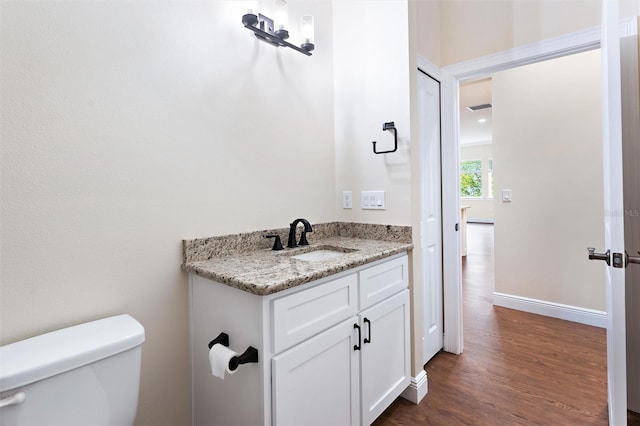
[{"left": 372, "top": 122, "right": 398, "bottom": 154}]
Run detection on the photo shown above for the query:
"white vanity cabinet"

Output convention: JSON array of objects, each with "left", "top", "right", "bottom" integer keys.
[{"left": 189, "top": 253, "right": 410, "bottom": 426}]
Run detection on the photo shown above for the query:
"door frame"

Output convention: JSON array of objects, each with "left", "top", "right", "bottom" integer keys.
[
  {"left": 416, "top": 66, "right": 444, "bottom": 364},
  {"left": 439, "top": 20, "right": 636, "bottom": 354}
]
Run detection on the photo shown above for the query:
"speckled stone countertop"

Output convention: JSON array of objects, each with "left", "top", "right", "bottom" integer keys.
[{"left": 182, "top": 222, "right": 413, "bottom": 296}]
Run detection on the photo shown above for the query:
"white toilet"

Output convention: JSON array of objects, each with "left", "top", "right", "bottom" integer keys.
[{"left": 0, "top": 314, "right": 145, "bottom": 426}]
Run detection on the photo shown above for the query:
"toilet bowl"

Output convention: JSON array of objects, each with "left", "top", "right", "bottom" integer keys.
[{"left": 0, "top": 314, "right": 145, "bottom": 426}]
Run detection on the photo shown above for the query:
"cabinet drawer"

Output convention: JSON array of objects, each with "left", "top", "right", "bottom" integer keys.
[
  {"left": 272, "top": 273, "right": 358, "bottom": 353},
  {"left": 359, "top": 255, "right": 408, "bottom": 310}
]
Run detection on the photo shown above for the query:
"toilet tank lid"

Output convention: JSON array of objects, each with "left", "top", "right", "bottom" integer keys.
[{"left": 0, "top": 314, "right": 145, "bottom": 392}]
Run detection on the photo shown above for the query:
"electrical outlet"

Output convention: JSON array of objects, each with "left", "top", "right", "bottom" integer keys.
[{"left": 343, "top": 191, "right": 352, "bottom": 209}]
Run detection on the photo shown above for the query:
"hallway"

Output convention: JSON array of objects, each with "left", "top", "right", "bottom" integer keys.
[{"left": 374, "top": 223, "right": 609, "bottom": 425}]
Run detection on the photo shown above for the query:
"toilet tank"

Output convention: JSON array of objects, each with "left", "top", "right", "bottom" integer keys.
[{"left": 0, "top": 314, "right": 145, "bottom": 426}]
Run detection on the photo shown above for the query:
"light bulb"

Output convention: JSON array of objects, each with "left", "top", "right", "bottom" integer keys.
[
  {"left": 301, "top": 15, "right": 314, "bottom": 44},
  {"left": 245, "top": 0, "right": 258, "bottom": 17},
  {"left": 300, "top": 15, "right": 315, "bottom": 52},
  {"left": 273, "top": 0, "right": 289, "bottom": 38}
]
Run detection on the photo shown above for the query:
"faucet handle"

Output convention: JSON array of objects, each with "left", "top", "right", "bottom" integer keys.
[{"left": 265, "top": 235, "right": 284, "bottom": 251}]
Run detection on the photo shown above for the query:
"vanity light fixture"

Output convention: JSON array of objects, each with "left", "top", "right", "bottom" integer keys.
[{"left": 241, "top": 1, "right": 315, "bottom": 56}]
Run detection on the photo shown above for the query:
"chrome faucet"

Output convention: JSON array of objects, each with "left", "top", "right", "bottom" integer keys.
[{"left": 288, "top": 218, "right": 313, "bottom": 248}]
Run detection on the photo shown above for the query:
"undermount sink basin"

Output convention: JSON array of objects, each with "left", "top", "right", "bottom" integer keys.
[
  {"left": 292, "top": 250, "right": 347, "bottom": 262},
  {"left": 289, "top": 246, "right": 357, "bottom": 262}
]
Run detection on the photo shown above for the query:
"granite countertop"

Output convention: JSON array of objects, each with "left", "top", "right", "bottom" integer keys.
[{"left": 182, "top": 223, "right": 413, "bottom": 296}]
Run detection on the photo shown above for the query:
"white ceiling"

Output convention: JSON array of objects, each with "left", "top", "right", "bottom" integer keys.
[{"left": 459, "top": 78, "right": 492, "bottom": 145}]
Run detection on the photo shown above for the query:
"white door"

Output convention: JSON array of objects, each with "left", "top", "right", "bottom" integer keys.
[
  {"left": 599, "top": 1, "right": 626, "bottom": 424},
  {"left": 418, "top": 70, "right": 444, "bottom": 364},
  {"left": 621, "top": 10, "right": 640, "bottom": 414},
  {"left": 271, "top": 318, "right": 360, "bottom": 426},
  {"left": 359, "top": 290, "right": 411, "bottom": 426}
]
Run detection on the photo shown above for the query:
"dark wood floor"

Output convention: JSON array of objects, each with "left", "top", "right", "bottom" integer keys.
[{"left": 374, "top": 223, "right": 614, "bottom": 425}]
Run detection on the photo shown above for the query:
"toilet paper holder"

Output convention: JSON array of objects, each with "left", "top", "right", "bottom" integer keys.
[
  {"left": 208, "top": 332, "right": 230, "bottom": 349},
  {"left": 208, "top": 332, "right": 259, "bottom": 371}
]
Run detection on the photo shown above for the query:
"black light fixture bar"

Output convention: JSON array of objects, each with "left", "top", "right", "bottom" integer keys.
[{"left": 242, "top": 13, "right": 313, "bottom": 56}]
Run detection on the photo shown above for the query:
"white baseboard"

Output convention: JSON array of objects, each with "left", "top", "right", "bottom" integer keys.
[
  {"left": 493, "top": 292, "right": 606, "bottom": 328},
  {"left": 400, "top": 370, "right": 428, "bottom": 404}
]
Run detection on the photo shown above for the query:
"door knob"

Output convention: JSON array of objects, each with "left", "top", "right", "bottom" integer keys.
[
  {"left": 587, "top": 247, "right": 611, "bottom": 266},
  {"left": 626, "top": 251, "right": 640, "bottom": 267}
]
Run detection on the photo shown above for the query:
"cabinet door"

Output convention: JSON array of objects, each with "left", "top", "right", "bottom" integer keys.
[
  {"left": 272, "top": 318, "right": 360, "bottom": 426},
  {"left": 360, "top": 290, "right": 411, "bottom": 426}
]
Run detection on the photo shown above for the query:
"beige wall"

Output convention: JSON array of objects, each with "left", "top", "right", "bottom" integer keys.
[
  {"left": 460, "top": 143, "right": 494, "bottom": 222},
  {"left": 333, "top": 0, "right": 412, "bottom": 225},
  {"left": 0, "top": 1, "right": 335, "bottom": 424},
  {"left": 439, "top": 0, "right": 601, "bottom": 66},
  {"left": 492, "top": 49, "right": 605, "bottom": 311},
  {"left": 414, "top": 0, "right": 606, "bottom": 68},
  {"left": 414, "top": 0, "right": 441, "bottom": 66}
]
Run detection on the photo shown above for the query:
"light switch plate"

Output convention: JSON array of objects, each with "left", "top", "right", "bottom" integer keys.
[
  {"left": 361, "top": 191, "right": 385, "bottom": 210},
  {"left": 502, "top": 189, "right": 512, "bottom": 202},
  {"left": 342, "top": 191, "right": 352, "bottom": 209}
]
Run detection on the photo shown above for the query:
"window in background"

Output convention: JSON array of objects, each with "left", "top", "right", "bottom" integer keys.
[{"left": 460, "top": 160, "right": 482, "bottom": 197}]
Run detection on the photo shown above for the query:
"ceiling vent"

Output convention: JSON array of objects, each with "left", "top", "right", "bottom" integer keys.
[{"left": 466, "top": 103, "right": 492, "bottom": 112}]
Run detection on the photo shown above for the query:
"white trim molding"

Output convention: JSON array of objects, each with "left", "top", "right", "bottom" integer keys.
[
  {"left": 400, "top": 370, "right": 428, "bottom": 404},
  {"left": 493, "top": 292, "right": 606, "bottom": 328},
  {"left": 441, "top": 66, "right": 463, "bottom": 354},
  {"left": 417, "top": 55, "right": 442, "bottom": 81},
  {"left": 441, "top": 25, "right": 601, "bottom": 80}
]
